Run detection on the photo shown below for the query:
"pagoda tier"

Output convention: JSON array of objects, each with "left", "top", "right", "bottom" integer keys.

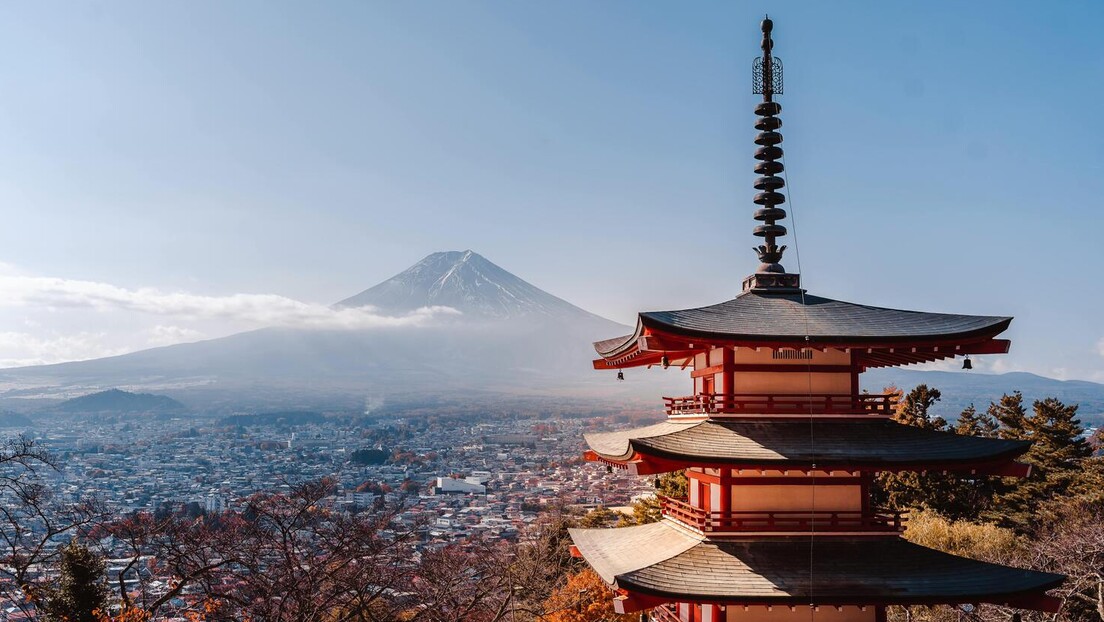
[
  {"left": 569, "top": 16, "right": 1065, "bottom": 622},
  {"left": 593, "top": 291, "right": 1011, "bottom": 371},
  {"left": 569, "top": 522, "right": 1064, "bottom": 615},
  {"left": 582, "top": 419, "right": 1032, "bottom": 476}
]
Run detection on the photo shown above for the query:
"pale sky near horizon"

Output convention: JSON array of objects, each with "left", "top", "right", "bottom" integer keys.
[{"left": 1, "top": 1, "right": 1102, "bottom": 381}]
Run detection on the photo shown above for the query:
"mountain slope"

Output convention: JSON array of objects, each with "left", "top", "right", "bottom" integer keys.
[
  {"left": 0, "top": 251, "right": 636, "bottom": 408},
  {"left": 335, "top": 250, "right": 602, "bottom": 320}
]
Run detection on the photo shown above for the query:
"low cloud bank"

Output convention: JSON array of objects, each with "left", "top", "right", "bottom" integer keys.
[{"left": 0, "top": 274, "right": 460, "bottom": 329}]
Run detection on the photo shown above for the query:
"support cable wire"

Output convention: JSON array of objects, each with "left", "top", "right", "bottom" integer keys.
[{"left": 780, "top": 151, "right": 819, "bottom": 618}]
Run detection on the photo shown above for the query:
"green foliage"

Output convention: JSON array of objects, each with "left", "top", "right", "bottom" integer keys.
[
  {"left": 954, "top": 404, "right": 999, "bottom": 437},
  {"left": 894, "top": 384, "right": 946, "bottom": 430},
  {"left": 987, "top": 397, "right": 1093, "bottom": 532},
  {"left": 877, "top": 384, "right": 1100, "bottom": 536},
  {"left": 40, "top": 541, "right": 109, "bottom": 622},
  {"left": 656, "top": 470, "right": 687, "bottom": 498},
  {"left": 629, "top": 496, "right": 661, "bottom": 525},
  {"left": 990, "top": 391, "right": 1030, "bottom": 440},
  {"left": 348, "top": 448, "right": 389, "bottom": 465},
  {"left": 577, "top": 505, "right": 623, "bottom": 528},
  {"left": 875, "top": 386, "right": 967, "bottom": 515}
]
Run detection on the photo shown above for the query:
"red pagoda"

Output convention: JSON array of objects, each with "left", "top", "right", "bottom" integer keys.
[{"left": 568, "top": 18, "right": 1064, "bottom": 622}]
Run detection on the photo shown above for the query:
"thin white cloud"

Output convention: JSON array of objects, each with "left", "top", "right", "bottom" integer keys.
[
  {"left": 0, "top": 331, "right": 129, "bottom": 367},
  {"left": 146, "top": 325, "right": 205, "bottom": 346},
  {"left": 0, "top": 273, "right": 460, "bottom": 329},
  {"left": 1097, "top": 337, "right": 1104, "bottom": 358}
]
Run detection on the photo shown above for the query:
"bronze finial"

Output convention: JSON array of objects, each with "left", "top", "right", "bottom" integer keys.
[{"left": 744, "top": 15, "right": 799, "bottom": 292}]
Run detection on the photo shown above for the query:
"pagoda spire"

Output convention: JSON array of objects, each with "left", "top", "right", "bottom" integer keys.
[{"left": 744, "top": 16, "right": 800, "bottom": 292}]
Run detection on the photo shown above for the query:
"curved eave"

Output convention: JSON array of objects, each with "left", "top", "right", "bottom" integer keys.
[
  {"left": 583, "top": 420, "right": 1032, "bottom": 475},
  {"left": 592, "top": 292, "right": 1013, "bottom": 370},
  {"left": 569, "top": 523, "right": 1064, "bottom": 613},
  {"left": 637, "top": 312, "right": 1013, "bottom": 347}
]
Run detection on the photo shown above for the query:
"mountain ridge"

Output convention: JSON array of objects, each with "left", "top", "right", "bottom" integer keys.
[
  {"left": 0, "top": 251, "right": 637, "bottom": 408},
  {"left": 335, "top": 250, "right": 607, "bottom": 321}
]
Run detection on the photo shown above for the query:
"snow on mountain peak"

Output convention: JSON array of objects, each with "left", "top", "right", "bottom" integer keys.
[{"left": 334, "top": 251, "right": 603, "bottom": 320}]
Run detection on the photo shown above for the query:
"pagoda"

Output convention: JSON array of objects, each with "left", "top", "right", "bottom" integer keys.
[{"left": 568, "top": 18, "right": 1064, "bottom": 622}]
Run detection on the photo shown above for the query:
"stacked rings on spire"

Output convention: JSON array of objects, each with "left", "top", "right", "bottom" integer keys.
[{"left": 753, "top": 101, "right": 787, "bottom": 240}]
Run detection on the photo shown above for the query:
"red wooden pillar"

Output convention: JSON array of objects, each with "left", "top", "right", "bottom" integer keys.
[{"left": 721, "top": 347, "right": 735, "bottom": 410}]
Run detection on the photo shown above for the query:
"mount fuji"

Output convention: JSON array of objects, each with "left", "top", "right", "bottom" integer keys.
[
  {"left": 335, "top": 250, "right": 601, "bottom": 320},
  {"left": 0, "top": 251, "right": 642, "bottom": 410}
]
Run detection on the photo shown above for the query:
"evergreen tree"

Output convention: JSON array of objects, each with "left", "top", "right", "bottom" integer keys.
[
  {"left": 41, "top": 541, "right": 109, "bottom": 622},
  {"left": 894, "top": 384, "right": 946, "bottom": 430},
  {"left": 987, "top": 397, "right": 1092, "bottom": 532},
  {"left": 656, "top": 469, "right": 687, "bottom": 499},
  {"left": 875, "top": 385, "right": 951, "bottom": 513},
  {"left": 954, "top": 404, "right": 999, "bottom": 437},
  {"left": 988, "top": 391, "right": 1030, "bottom": 440}
]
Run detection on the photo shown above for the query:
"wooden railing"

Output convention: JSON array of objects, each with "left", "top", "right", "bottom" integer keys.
[
  {"left": 659, "top": 497, "right": 906, "bottom": 533},
  {"left": 649, "top": 604, "right": 680, "bottom": 622},
  {"left": 662, "top": 392, "right": 897, "bottom": 416}
]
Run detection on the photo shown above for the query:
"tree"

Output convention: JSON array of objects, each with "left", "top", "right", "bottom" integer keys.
[
  {"left": 656, "top": 470, "right": 687, "bottom": 499},
  {"left": 875, "top": 386, "right": 953, "bottom": 513},
  {"left": 541, "top": 569, "right": 634, "bottom": 622},
  {"left": 578, "top": 506, "right": 623, "bottom": 528},
  {"left": 1029, "top": 500, "right": 1104, "bottom": 622},
  {"left": 955, "top": 404, "right": 999, "bottom": 437},
  {"left": 988, "top": 398, "right": 1093, "bottom": 532},
  {"left": 894, "top": 384, "right": 946, "bottom": 430},
  {"left": 39, "top": 541, "right": 109, "bottom": 622},
  {"left": 989, "top": 392, "right": 1030, "bottom": 440},
  {"left": 0, "top": 436, "right": 102, "bottom": 620},
  {"left": 890, "top": 510, "right": 1028, "bottom": 622},
  {"left": 409, "top": 543, "right": 514, "bottom": 622}
]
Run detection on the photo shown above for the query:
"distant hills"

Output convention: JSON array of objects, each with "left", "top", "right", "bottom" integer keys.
[
  {"left": 53, "top": 389, "right": 186, "bottom": 414},
  {"left": 863, "top": 369, "right": 1104, "bottom": 427}
]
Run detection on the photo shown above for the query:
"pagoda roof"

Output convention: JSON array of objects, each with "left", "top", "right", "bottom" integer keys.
[
  {"left": 594, "top": 291, "right": 1011, "bottom": 368},
  {"left": 584, "top": 419, "right": 1030, "bottom": 474},
  {"left": 569, "top": 522, "right": 1063, "bottom": 610}
]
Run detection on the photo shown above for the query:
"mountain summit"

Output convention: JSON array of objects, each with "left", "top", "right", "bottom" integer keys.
[
  {"left": 335, "top": 250, "right": 598, "bottom": 320},
  {"left": 0, "top": 251, "right": 633, "bottom": 407}
]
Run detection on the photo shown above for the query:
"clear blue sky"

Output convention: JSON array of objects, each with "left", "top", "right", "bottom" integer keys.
[{"left": 0, "top": 1, "right": 1101, "bottom": 381}]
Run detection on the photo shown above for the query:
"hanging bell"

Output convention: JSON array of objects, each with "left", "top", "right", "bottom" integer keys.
[
  {"left": 962, "top": 356, "right": 973, "bottom": 370},
  {"left": 661, "top": 354, "right": 670, "bottom": 369},
  {"left": 617, "top": 370, "right": 624, "bottom": 381},
  {"left": 653, "top": 476, "right": 661, "bottom": 489}
]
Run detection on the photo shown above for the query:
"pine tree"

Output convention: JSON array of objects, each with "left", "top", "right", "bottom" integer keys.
[
  {"left": 874, "top": 385, "right": 953, "bottom": 513},
  {"left": 954, "top": 404, "right": 999, "bottom": 437},
  {"left": 988, "top": 391, "right": 1029, "bottom": 440},
  {"left": 987, "top": 397, "right": 1093, "bottom": 532},
  {"left": 41, "top": 541, "right": 109, "bottom": 622},
  {"left": 893, "top": 384, "right": 946, "bottom": 430}
]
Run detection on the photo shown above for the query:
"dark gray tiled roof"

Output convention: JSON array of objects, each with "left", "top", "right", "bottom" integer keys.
[
  {"left": 641, "top": 292, "right": 1011, "bottom": 342},
  {"left": 596, "top": 292, "right": 1011, "bottom": 354},
  {"left": 584, "top": 419, "right": 1030, "bottom": 467},
  {"left": 570, "top": 523, "right": 1063, "bottom": 605}
]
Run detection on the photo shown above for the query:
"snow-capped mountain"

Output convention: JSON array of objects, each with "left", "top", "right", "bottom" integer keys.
[
  {"left": 0, "top": 251, "right": 642, "bottom": 409},
  {"left": 335, "top": 250, "right": 601, "bottom": 320}
]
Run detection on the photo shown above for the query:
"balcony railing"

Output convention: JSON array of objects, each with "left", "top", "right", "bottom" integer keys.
[
  {"left": 649, "top": 604, "right": 680, "bottom": 622},
  {"left": 662, "top": 392, "right": 897, "bottom": 416},
  {"left": 659, "top": 496, "right": 906, "bottom": 533}
]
